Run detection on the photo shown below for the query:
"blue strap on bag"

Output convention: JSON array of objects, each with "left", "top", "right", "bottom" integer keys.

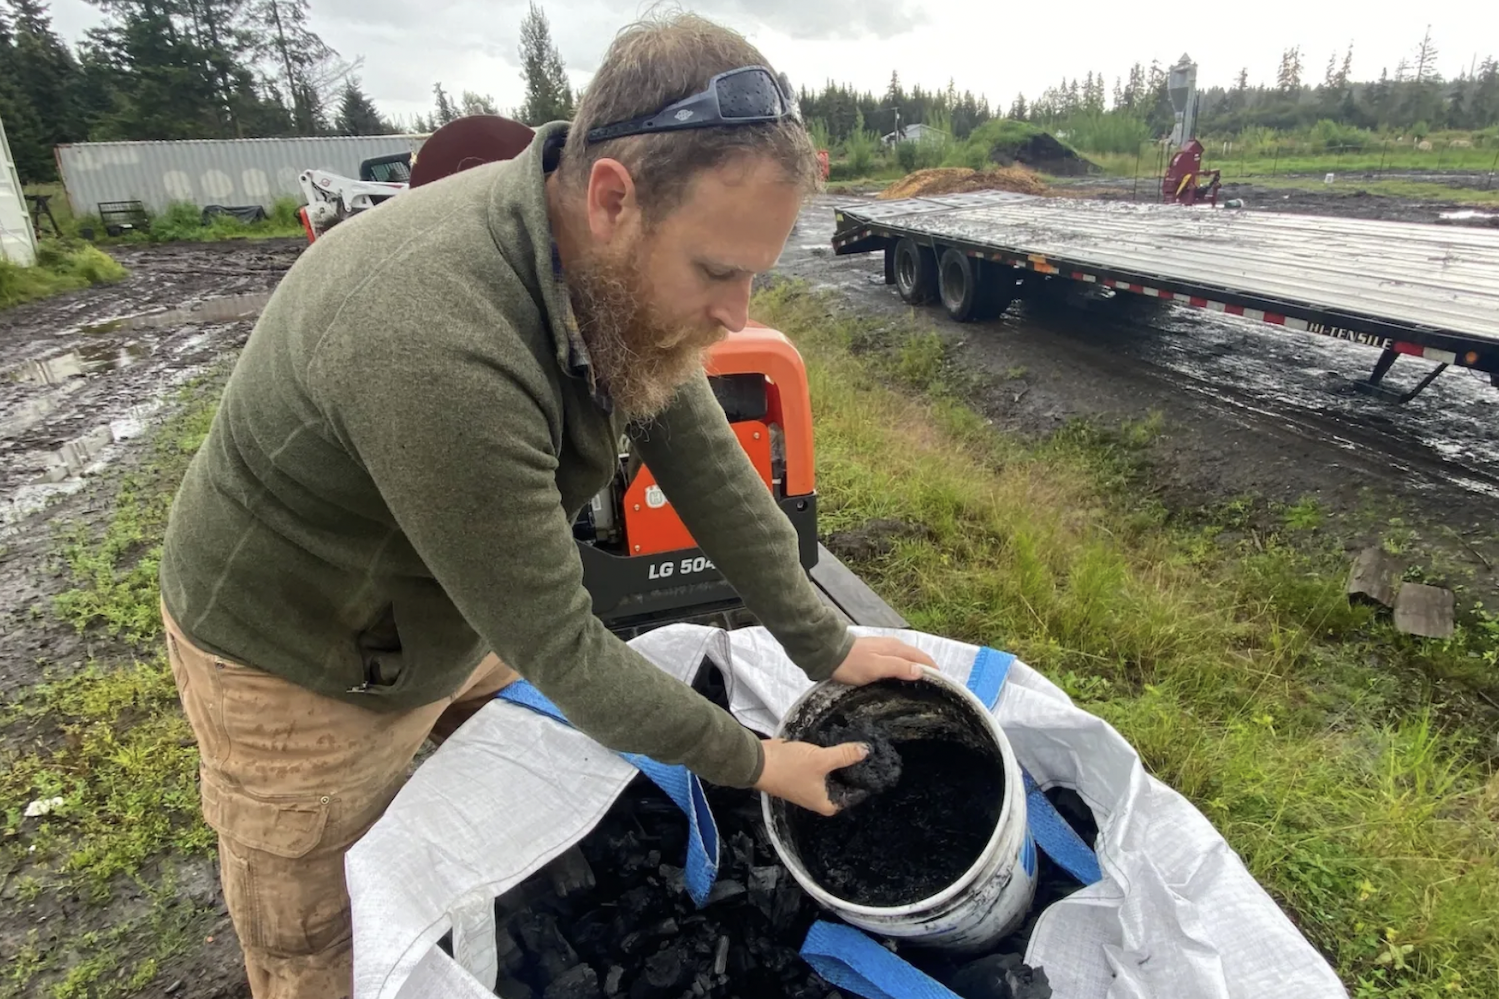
[
  {"left": 495, "top": 680, "right": 719, "bottom": 907},
  {"left": 800, "top": 922, "right": 963, "bottom": 999},
  {"left": 966, "top": 647, "right": 1103, "bottom": 887}
]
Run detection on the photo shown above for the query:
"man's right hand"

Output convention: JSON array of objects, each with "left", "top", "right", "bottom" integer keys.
[{"left": 754, "top": 737, "right": 868, "bottom": 816}]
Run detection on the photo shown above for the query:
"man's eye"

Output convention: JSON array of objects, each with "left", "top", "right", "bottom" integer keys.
[{"left": 702, "top": 265, "right": 734, "bottom": 281}]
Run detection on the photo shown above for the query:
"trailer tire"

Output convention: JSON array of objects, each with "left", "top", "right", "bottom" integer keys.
[
  {"left": 894, "top": 238, "right": 937, "bottom": 304},
  {"left": 939, "top": 247, "right": 1011, "bottom": 322},
  {"left": 883, "top": 244, "right": 897, "bottom": 285}
]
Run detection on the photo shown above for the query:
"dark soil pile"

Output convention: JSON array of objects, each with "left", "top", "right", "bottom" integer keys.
[
  {"left": 990, "top": 133, "right": 1097, "bottom": 177},
  {"left": 788, "top": 739, "right": 1001, "bottom": 906},
  {"left": 480, "top": 666, "right": 1080, "bottom": 999}
]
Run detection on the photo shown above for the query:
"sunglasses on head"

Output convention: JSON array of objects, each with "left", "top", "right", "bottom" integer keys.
[{"left": 585, "top": 65, "right": 798, "bottom": 145}]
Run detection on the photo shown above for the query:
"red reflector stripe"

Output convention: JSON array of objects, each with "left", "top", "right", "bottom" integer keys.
[
  {"left": 1394, "top": 342, "right": 1423, "bottom": 357},
  {"left": 1189, "top": 297, "right": 1208, "bottom": 308}
]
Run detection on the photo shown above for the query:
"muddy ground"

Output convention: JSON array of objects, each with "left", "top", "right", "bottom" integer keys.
[
  {"left": 1, "top": 183, "right": 1496, "bottom": 994},
  {"left": 1076, "top": 176, "right": 1499, "bottom": 227}
]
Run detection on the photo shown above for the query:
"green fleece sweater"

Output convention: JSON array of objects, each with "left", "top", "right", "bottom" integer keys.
[{"left": 158, "top": 122, "right": 854, "bottom": 789}]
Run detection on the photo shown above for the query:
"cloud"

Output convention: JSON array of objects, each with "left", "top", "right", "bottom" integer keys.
[{"left": 685, "top": 0, "right": 918, "bottom": 40}]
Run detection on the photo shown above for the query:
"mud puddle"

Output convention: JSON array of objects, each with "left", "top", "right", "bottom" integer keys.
[
  {"left": 0, "top": 325, "right": 248, "bottom": 526},
  {"left": 78, "top": 290, "right": 273, "bottom": 335}
]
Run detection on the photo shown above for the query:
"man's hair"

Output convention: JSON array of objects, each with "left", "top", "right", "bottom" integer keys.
[{"left": 560, "top": 9, "right": 821, "bottom": 221}]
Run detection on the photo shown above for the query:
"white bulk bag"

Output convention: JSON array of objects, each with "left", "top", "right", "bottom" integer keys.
[{"left": 346, "top": 625, "right": 1348, "bottom": 999}]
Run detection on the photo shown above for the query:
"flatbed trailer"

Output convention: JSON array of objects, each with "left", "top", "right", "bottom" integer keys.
[{"left": 831, "top": 191, "right": 1499, "bottom": 401}]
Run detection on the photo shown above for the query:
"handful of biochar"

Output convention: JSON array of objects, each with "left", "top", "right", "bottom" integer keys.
[{"left": 814, "top": 721, "right": 904, "bottom": 809}]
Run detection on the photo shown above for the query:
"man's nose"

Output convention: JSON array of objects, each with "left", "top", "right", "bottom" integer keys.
[{"left": 708, "top": 280, "right": 751, "bottom": 334}]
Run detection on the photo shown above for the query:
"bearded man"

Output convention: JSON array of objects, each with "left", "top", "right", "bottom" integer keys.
[{"left": 157, "top": 11, "right": 936, "bottom": 998}]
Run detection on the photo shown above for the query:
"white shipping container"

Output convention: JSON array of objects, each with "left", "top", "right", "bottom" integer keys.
[
  {"left": 55, "top": 134, "right": 428, "bottom": 218},
  {"left": 1, "top": 110, "right": 39, "bottom": 266}
]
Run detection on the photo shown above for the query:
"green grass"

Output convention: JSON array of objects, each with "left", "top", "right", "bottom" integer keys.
[
  {"left": 1236, "top": 175, "right": 1499, "bottom": 205},
  {"left": 825, "top": 168, "right": 906, "bottom": 194},
  {"left": 0, "top": 240, "right": 127, "bottom": 311},
  {"left": 0, "top": 376, "right": 226, "bottom": 997},
  {"left": 753, "top": 280, "right": 1499, "bottom": 999},
  {"left": 1087, "top": 145, "right": 1499, "bottom": 190}
]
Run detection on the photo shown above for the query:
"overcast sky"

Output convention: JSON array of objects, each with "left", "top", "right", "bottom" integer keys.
[{"left": 44, "top": 0, "right": 1499, "bottom": 126}]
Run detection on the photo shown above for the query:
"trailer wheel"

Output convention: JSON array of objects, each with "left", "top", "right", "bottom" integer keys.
[
  {"left": 894, "top": 238, "right": 936, "bottom": 304},
  {"left": 883, "top": 244, "right": 897, "bottom": 285},
  {"left": 938, "top": 247, "right": 1010, "bottom": 322}
]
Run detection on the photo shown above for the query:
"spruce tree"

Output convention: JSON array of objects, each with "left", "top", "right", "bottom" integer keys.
[{"left": 517, "top": 1, "right": 574, "bottom": 125}]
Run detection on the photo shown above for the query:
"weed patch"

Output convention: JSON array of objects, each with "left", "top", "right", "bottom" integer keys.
[
  {"left": 752, "top": 280, "right": 1499, "bottom": 998},
  {"left": 0, "top": 241, "right": 127, "bottom": 311}
]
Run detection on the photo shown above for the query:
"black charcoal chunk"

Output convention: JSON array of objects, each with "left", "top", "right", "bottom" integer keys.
[
  {"left": 948, "top": 953, "right": 1053, "bottom": 999},
  {"left": 548, "top": 847, "right": 597, "bottom": 897},
  {"left": 513, "top": 912, "right": 580, "bottom": 986},
  {"left": 704, "top": 879, "right": 746, "bottom": 907},
  {"left": 748, "top": 866, "right": 779, "bottom": 918},
  {"left": 630, "top": 946, "right": 692, "bottom": 998},
  {"left": 658, "top": 865, "right": 687, "bottom": 897},
  {"left": 544, "top": 964, "right": 602, "bottom": 999},
  {"left": 770, "top": 876, "right": 804, "bottom": 932},
  {"left": 814, "top": 722, "right": 903, "bottom": 809}
]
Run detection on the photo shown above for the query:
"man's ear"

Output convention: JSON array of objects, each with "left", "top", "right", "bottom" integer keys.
[{"left": 585, "top": 158, "right": 637, "bottom": 243}]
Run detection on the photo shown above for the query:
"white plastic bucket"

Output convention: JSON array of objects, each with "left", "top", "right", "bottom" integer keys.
[{"left": 761, "top": 666, "right": 1036, "bottom": 953}]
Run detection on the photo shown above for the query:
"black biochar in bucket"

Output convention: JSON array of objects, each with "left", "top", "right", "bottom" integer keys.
[{"left": 784, "top": 679, "right": 1005, "bottom": 907}]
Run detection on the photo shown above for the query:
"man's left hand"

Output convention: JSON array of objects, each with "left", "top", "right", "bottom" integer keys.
[{"left": 830, "top": 636, "right": 939, "bottom": 686}]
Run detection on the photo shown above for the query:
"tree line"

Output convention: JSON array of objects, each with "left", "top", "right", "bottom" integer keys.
[
  {"left": 0, "top": 0, "right": 575, "bottom": 182},
  {"left": 4, "top": 0, "right": 1496, "bottom": 186},
  {"left": 937, "top": 31, "right": 1499, "bottom": 152}
]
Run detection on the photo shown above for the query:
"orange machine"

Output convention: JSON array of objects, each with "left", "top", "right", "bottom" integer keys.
[{"left": 573, "top": 322, "right": 822, "bottom": 634}]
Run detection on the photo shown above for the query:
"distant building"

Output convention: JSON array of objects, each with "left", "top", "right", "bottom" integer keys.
[{"left": 882, "top": 122, "right": 948, "bottom": 147}]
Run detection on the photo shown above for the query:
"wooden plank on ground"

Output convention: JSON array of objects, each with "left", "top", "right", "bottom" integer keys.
[
  {"left": 808, "top": 544, "right": 909, "bottom": 629},
  {"left": 1393, "top": 583, "right": 1456, "bottom": 639},
  {"left": 1347, "top": 546, "right": 1402, "bottom": 609}
]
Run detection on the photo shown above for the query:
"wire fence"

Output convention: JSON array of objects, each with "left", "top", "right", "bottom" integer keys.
[{"left": 1108, "top": 138, "right": 1499, "bottom": 199}]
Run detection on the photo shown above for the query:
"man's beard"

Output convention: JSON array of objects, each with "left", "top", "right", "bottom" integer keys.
[{"left": 566, "top": 241, "right": 724, "bottom": 422}]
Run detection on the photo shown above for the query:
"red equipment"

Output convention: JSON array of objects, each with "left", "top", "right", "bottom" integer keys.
[{"left": 1161, "top": 139, "right": 1221, "bottom": 206}]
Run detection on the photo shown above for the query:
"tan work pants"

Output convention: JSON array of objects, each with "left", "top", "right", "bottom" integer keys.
[{"left": 163, "top": 605, "right": 519, "bottom": 999}]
